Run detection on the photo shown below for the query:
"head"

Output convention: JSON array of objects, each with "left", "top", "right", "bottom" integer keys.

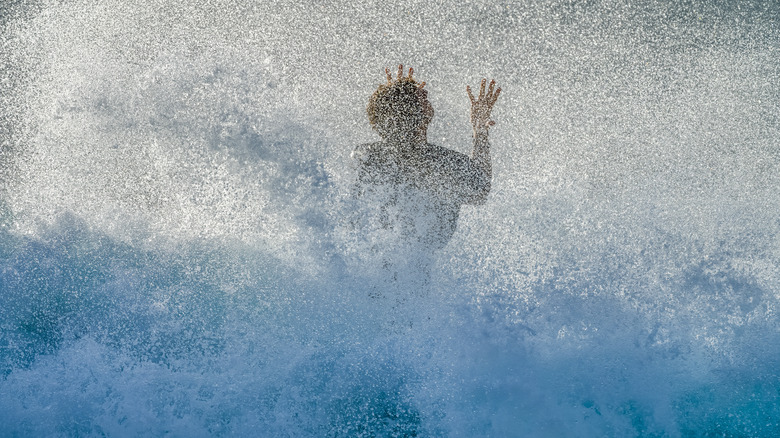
[{"left": 367, "top": 76, "right": 433, "bottom": 141}]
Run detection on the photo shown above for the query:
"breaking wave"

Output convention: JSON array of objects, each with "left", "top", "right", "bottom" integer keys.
[{"left": 2, "top": 0, "right": 779, "bottom": 436}]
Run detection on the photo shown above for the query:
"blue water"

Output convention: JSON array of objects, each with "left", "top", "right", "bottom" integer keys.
[{"left": 2, "top": 1, "right": 780, "bottom": 436}]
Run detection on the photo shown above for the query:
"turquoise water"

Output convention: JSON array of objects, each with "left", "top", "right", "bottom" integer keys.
[{"left": 2, "top": 1, "right": 779, "bottom": 436}]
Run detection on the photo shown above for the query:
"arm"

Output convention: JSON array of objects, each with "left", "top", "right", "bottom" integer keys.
[{"left": 465, "top": 79, "right": 501, "bottom": 204}]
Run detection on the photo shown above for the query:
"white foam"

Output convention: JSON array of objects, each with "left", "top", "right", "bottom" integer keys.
[{"left": 2, "top": 0, "right": 780, "bottom": 435}]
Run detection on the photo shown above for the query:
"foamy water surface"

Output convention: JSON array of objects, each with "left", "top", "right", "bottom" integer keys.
[{"left": 1, "top": 1, "right": 779, "bottom": 436}]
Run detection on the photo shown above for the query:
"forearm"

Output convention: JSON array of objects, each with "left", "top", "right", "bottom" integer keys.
[
  {"left": 471, "top": 127, "right": 492, "bottom": 181},
  {"left": 469, "top": 127, "right": 492, "bottom": 203}
]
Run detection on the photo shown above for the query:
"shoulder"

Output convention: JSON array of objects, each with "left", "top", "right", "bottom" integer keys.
[{"left": 424, "top": 143, "right": 470, "bottom": 165}]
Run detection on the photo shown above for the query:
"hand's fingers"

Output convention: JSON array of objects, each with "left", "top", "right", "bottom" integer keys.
[
  {"left": 408, "top": 67, "right": 414, "bottom": 79},
  {"left": 479, "top": 78, "right": 486, "bottom": 99},
  {"left": 417, "top": 81, "right": 426, "bottom": 89},
  {"left": 491, "top": 87, "right": 502, "bottom": 105},
  {"left": 487, "top": 79, "right": 495, "bottom": 98},
  {"left": 385, "top": 68, "right": 392, "bottom": 83},
  {"left": 397, "top": 64, "right": 403, "bottom": 80},
  {"left": 467, "top": 85, "right": 475, "bottom": 104}
]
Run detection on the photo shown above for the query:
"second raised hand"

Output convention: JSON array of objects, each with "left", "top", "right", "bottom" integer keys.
[{"left": 467, "top": 79, "right": 501, "bottom": 132}]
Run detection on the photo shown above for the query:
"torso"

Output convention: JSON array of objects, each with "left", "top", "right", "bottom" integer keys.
[{"left": 352, "top": 141, "right": 479, "bottom": 250}]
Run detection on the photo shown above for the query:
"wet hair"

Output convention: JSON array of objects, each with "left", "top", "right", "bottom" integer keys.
[{"left": 367, "top": 77, "right": 426, "bottom": 139}]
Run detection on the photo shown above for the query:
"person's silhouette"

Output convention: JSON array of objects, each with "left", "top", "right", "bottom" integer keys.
[{"left": 351, "top": 65, "right": 501, "bottom": 252}]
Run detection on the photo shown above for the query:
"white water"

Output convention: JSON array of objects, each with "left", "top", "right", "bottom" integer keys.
[{"left": 2, "top": 1, "right": 780, "bottom": 436}]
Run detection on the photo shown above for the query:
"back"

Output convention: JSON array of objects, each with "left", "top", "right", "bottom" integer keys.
[{"left": 351, "top": 141, "right": 489, "bottom": 250}]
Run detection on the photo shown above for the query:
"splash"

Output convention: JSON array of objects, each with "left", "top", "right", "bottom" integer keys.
[{"left": 2, "top": 0, "right": 780, "bottom": 436}]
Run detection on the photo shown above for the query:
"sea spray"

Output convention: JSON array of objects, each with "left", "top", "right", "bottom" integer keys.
[{"left": 2, "top": 0, "right": 780, "bottom": 436}]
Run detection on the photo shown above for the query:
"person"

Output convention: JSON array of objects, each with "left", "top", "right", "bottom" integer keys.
[{"left": 351, "top": 65, "right": 501, "bottom": 253}]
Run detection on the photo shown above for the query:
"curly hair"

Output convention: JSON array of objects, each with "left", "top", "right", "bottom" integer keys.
[{"left": 366, "top": 77, "right": 427, "bottom": 139}]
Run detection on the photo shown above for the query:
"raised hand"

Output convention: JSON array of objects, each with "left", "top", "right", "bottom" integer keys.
[
  {"left": 384, "top": 64, "right": 426, "bottom": 89},
  {"left": 467, "top": 79, "right": 501, "bottom": 132}
]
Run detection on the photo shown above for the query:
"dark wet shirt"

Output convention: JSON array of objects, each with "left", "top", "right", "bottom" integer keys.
[{"left": 351, "top": 141, "right": 490, "bottom": 250}]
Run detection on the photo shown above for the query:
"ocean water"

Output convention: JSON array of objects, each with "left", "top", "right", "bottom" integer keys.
[{"left": 1, "top": 0, "right": 780, "bottom": 436}]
